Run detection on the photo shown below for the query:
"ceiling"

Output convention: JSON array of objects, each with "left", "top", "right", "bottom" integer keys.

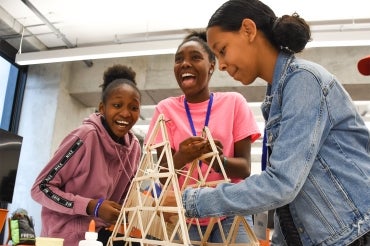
[
  {"left": 1, "top": 0, "right": 369, "bottom": 136},
  {"left": 0, "top": 0, "right": 370, "bottom": 65}
]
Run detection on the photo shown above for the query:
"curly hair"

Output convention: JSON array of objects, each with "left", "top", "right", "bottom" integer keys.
[
  {"left": 100, "top": 64, "right": 136, "bottom": 91},
  {"left": 99, "top": 64, "right": 141, "bottom": 103}
]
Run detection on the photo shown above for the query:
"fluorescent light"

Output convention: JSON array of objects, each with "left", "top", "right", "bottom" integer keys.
[
  {"left": 306, "top": 40, "right": 370, "bottom": 48},
  {"left": 307, "top": 21, "right": 370, "bottom": 48},
  {"left": 15, "top": 39, "right": 181, "bottom": 65},
  {"left": 14, "top": 24, "right": 370, "bottom": 66}
]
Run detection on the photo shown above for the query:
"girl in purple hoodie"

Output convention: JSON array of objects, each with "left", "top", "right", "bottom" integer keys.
[{"left": 31, "top": 65, "right": 142, "bottom": 246}]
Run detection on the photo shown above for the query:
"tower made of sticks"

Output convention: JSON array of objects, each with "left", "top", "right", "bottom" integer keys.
[{"left": 108, "top": 114, "right": 259, "bottom": 246}]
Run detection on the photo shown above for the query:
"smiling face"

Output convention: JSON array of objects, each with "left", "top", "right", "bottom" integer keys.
[
  {"left": 206, "top": 23, "right": 260, "bottom": 85},
  {"left": 99, "top": 83, "right": 140, "bottom": 138},
  {"left": 174, "top": 40, "right": 215, "bottom": 102}
]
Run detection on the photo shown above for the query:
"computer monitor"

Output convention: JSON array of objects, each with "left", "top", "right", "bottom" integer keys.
[{"left": 0, "top": 128, "right": 23, "bottom": 204}]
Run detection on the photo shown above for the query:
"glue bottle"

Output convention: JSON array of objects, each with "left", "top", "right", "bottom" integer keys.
[{"left": 78, "top": 219, "right": 103, "bottom": 246}]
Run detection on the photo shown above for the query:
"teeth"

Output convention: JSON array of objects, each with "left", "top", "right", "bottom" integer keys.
[
  {"left": 116, "top": 120, "right": 129, "bottom": 125},
  {"left": 182, "top": 73, "right": 194, "bottom": 78}
]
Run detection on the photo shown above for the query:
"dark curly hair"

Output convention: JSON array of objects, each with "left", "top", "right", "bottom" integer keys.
[
  {"left": 100, "top": 64, "right": 136, "bottom": 91},
  {"left": 99, "top": 64, "right": 141, "bottom": 103},
  {"left": 207, "top": 0, "right": 311, "bottom": 53}
]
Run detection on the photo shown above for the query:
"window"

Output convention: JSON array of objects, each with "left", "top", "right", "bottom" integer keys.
[{"left": 0, "top": 49, "right": 27, "bottom": 133}]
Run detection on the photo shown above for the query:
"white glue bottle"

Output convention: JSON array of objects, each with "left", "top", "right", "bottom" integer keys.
[{"left": 78, "top": 219, "right": 103, "bottom": 246}]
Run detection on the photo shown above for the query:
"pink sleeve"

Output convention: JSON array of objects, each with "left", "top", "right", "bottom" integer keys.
[
  {"left": 30, "top": 134, "right": 91, "bottom": 216},
  {"left": 144, "top": 107, "right": 163, "bottom": 145},
  {"left": 232, "top": 93, "right": 261, "bottom": 143}
]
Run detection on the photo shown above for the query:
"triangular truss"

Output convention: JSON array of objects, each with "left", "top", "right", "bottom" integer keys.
[{"left": 108, "top": 114, "right": 259, "bottom": 246}]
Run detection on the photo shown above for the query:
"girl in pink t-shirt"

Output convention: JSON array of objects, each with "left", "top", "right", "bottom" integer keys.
[{"left": 145, "top": 30, "right": 260, "bottom": 243}]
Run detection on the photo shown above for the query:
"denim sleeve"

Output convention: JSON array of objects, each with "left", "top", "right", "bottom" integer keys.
[
  {"left": 181, "top": 70, "right": 327, "bottom": 218},
  {"left": 182, "top": 187, "right": 200, "bottom": 218}
]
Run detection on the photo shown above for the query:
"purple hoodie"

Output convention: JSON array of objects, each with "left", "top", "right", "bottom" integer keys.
[{"left": 31, "top": 113, "right": 141, "bottom": 245}]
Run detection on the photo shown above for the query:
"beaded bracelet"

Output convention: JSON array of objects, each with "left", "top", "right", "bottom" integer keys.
[{"left": 94, "top": 198, "right": 104, "bottom": 217}]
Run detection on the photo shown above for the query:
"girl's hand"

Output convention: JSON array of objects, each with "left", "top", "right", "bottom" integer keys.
[
  {"left": 174, "top": 136, "right": 208, "bottom": 168},
  {"left": 203, "top": 139, "right": 224, "bottom": 169},
  {"left": 98, "top": 200, "right": 122, "bottom": 224},
  {"left": 89, "top": 199, "right": 121, "bottom": 224},
  {"left": 160, "top": 190, "right": 179, "bottom": 223}
]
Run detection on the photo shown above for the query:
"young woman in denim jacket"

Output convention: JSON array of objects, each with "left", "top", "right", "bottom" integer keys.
[{"left": 174, "top": 0, "right": 370, "bottom": 245}]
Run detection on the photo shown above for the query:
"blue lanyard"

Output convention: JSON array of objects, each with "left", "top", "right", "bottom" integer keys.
[
  {"left": 184, "top": 93, "right": 214, "bottom": 136},
  {"left": 184, "top": 93, "right": 214, "bottom": 168},
  {"left": 261, "top": 128, "right": 267, "bottom": 171}
]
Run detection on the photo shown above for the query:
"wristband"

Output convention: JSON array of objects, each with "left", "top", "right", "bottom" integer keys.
[
  {"left": 223, "top": 156, "right": 228, "bottom": 168},
  {"left": 94, "top": 198, "right": 104, "bottom": 217}
]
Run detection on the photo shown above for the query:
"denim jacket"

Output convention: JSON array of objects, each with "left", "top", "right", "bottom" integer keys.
[{"left": 182, "top": 51, "right": 370, "bottom": 245}]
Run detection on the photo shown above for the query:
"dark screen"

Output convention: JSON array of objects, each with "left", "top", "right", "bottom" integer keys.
[{"left": 0, "top": 128, "right": 23, "bottom": 204}]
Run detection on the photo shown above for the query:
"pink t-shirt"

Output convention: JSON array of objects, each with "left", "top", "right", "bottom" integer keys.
[{"left": 145, "top": 92, "right": 261, "bottom": 225}]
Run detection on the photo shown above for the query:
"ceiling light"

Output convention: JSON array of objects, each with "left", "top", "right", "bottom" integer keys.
[
  {"left": 15, "top": 39, "right": 181, "bottom": 65},
  {"left": 14, "top": 19, "right": 370, "bottom": 66}
]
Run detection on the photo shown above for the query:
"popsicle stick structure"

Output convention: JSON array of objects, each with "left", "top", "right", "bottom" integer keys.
[{"left": 108, "top": 114, "right": 259, "bottom": 246}]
